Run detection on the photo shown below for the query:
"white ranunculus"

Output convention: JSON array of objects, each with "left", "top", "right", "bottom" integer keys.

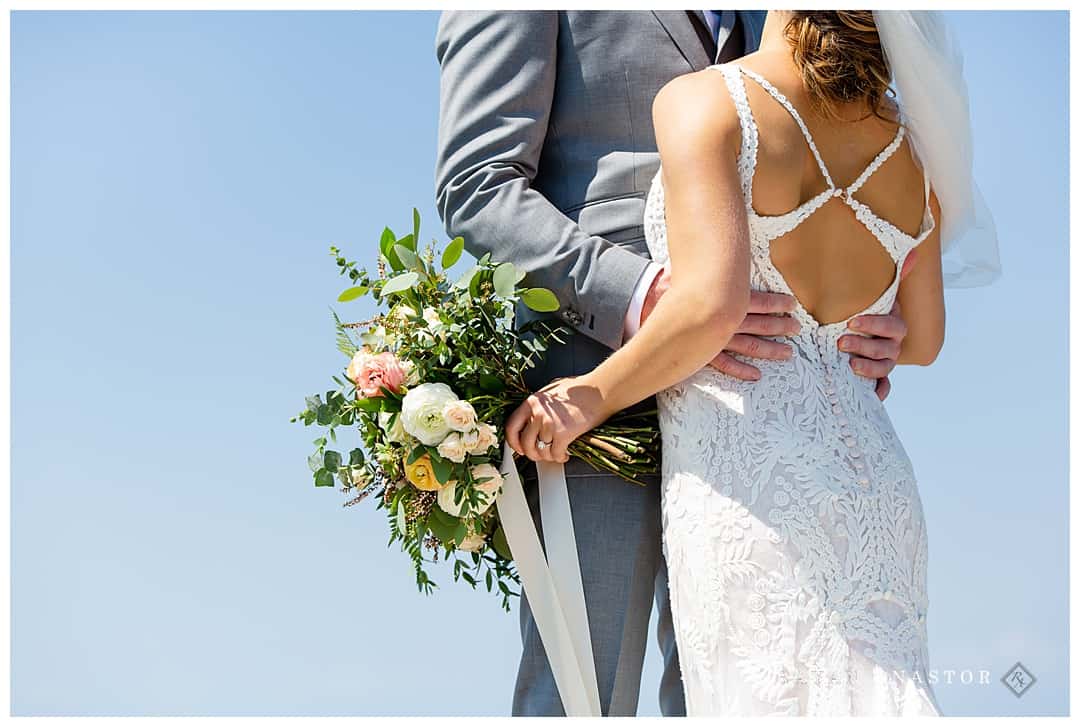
[
  {"left": 401, "top": 359, "right": 420, "bottom": 386},
  {"left": 400, "top": 382, "right": 458, "bottom": 445},
  {"left": 361, "top": 325, "right": 392, "bottom": 349},
  {"left": 377, "top": 411, "right": 408, "bottom": 444},
  {"left": 442, "top": 399, "right": 477, "bottom": 432},
  {"left": 393, "top": 304, "right": 416, "bottom": 322},
  {"left": 470, "top": 463, "right": 504, "bottom": 514},
  {"left": 436, "top": 431, "right": 467, "bottom": 463},
  {"left": 469, "top": 422, "right": 498, "bottom": 455},
  {"left": 422, "top": 307, "right": 445, "bottom": 337}
]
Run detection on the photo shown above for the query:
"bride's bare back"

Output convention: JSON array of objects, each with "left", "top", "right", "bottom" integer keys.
[{"left": 736, "top": 50, "right": 931, "bottom": 326}]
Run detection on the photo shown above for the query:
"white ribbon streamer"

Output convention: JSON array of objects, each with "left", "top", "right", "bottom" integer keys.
[{"left": 495, "top": 442, "right": 601, "bottom": 716}]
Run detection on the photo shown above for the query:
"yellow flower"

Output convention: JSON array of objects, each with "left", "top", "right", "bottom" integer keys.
[{"left": 404, "top": 454, "right": 451, "bottom": 492}]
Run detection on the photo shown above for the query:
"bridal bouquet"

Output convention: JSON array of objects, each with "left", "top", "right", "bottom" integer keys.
[{"left": 293, "top": 210, "right": 660, "bottom": 608}]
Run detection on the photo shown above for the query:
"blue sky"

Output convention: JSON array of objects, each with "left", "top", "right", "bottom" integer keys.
[{"left": 10, "top": 10, "right": 1068, "bottom": 717}]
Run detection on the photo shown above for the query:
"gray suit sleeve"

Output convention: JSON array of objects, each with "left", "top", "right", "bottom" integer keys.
[{"left": 434, "top": 10, "right": 653, "bottom": 352}]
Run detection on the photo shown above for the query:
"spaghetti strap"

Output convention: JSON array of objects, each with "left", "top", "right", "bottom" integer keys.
[
  {"left": 736, "top": 65, "right": 835, "bottom": 188},
  {"left": 709, "top": 64, "right": 759, "bottom": 206},
  {"left": 846, "top": 126, "right": 906, "bottom": 195}
]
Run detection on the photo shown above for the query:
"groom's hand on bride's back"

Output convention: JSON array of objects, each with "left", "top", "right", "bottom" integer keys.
[
  {"left": 641, "top": 257, "right": 913, "bottom": 402},
  {"left": 640, "top": 267, "right": 799, "bottom": 382},
  {"left": 839, "top": 250, "right": 918, "bottom": 402}
]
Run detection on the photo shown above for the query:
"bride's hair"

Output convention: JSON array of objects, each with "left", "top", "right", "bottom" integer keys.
[{"left": 784, "top": 11, "right": 893, "bottom": 121}]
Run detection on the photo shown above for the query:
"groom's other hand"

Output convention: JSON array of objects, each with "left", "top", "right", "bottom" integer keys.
[
  {"left": 842, "top": 300, "right": 907, "bottom": 401},
  {"left": 640, "top": 268, "right": 798, "bottom": 382},
  {"left": 840, "top": 248, "right": 918, "bottom": 401}
]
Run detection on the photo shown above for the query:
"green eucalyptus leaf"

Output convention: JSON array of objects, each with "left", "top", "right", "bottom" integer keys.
[
  {"left": 348, "top": 448, "right": 364, "bottom": 466},
  {"left": 493, "top": 262, "right": 517, "bottom": 297},
  {"left": 381, "top": 271, "right": 419, "bottom": 296},
  {"left": 395, "top": 501, "right": 407, "bottom": 535},
  {"left": 394, "top": 244, "right": 421, "bottom": 271},
  {"left": 427, "top": 513, "right": 456, "bottom": 543},
  {"left": 323, "top": 450, "right": 342, "bottom": 471},
  {"left": 453, "top": 265, "right": 479, "bottom": 289},
  {"left": 442, "top": 237, "right": 465, "bottom": 269},
  {"left": 469, "top": 268, "right": 484, "bottom": 299},
  {"left": 383, "top": 248, "right": 403, "bottom": 271},
  {"left": 396, "top": 233, "right": 416, "bottom": 253},
  {"left": 521, "top": 287, "right": 560, "bottom": 312},
  {"left": 337, "top": 286, "right": 368, "bottom": 302},
  {"left": 429, "top": 503, "right": 456, "bottom": 527},
  {"left": 412, "top": 208, "right": 421, "bottom": 246},
  {"left": 315, "top": 468, "right": 335, "bottom": 487},
  {"left": 308, "top": 453, "right": 323, "bottom": 472},
  {"left": 379, "top": 227, "right": 396, "bottom": 258}
]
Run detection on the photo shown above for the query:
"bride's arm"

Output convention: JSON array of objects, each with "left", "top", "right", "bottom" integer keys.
[
  {"left": 505, "top": 72, "right": 751, "bottom": 463},
  {"left": 896, "top": 192, "right": 945, "bottom": 366}
]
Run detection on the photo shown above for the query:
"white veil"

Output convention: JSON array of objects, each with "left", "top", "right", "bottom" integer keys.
[{"left": 873, "top": 10, "right": 1001, "bottom": 287}]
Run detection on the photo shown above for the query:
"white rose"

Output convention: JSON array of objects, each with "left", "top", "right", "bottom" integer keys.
[
  {"left": 377, "top": 411, "right": 408, "bottom": 444},
  {"left": 436, "top": 478, "right": 468, "bottom": 517},
  {"left": 469, "top": 422, "right": 499, "bottom": 455},
  {"left": 436, "top": 431, "right": 467, "bottom": 463},
  {"left": 457, "top": 532, "right": 487, "bottom": 553},
  {"left": 460, "top": 428, "right": 481, "bottom": 452},
  {"left": 400, "top": 382, "right": 458, "bottom": 445},
  {"left": 436, "top": 464, "right": 503, "bottom": 517},
  {"left": 442, "top": 399, "right": 478, "bottom": 432},
  {"left": 470, "top": 463, "right": 504, "bottom": 514}
]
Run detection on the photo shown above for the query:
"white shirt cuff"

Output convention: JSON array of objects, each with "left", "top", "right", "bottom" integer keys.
[{"left": 622, "top": 261, "right": 663, "bottom": 345}]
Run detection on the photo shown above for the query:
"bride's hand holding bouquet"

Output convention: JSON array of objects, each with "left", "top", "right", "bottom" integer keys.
[{"left": 293, "top": 210, "right": 660, "bottom": 608}]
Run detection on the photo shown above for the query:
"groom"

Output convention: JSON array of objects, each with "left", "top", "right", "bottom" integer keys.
[{"left": 434, "top": 10, "right": 909, "bottom": 716}]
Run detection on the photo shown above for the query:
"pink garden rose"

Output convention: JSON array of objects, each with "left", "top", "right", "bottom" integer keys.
[{"left": 346, "top": 350, "right": 407, "bottom": 398}]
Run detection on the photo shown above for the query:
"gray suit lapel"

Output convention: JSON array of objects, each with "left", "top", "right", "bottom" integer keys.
[{"left": 651, "top": 10, "right": 712, "bottom": 71}]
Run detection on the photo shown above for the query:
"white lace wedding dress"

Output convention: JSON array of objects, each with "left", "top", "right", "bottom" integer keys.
[{"left": 644, "top": 63, "right": 943, "bottom": 716}]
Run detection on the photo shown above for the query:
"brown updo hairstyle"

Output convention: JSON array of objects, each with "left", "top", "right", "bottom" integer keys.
[{"left": 784, "top": 11, "right": 894, "bottom": 121}]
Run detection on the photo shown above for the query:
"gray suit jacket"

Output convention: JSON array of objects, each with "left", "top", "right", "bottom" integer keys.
[{"left": 435, "top": 10, "right": 764, "bottom": 396}]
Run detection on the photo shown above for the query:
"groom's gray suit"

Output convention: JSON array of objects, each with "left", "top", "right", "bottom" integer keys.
[{"left": 434, "top": 10, "right": 765, "bottom": 716}]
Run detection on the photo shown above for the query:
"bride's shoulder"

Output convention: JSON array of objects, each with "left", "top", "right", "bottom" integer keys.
[{"left": 652, "top": 67, "right": 742, "bottom": 153}]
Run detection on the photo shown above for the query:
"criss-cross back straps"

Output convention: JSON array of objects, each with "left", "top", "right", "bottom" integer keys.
[{"left": 731, "top": 65, "right": 907, "bottom": 200}]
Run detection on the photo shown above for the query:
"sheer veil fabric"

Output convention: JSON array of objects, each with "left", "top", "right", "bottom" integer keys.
[{"left": 874, "top": 10, "right": 1001, "bottom": 287}]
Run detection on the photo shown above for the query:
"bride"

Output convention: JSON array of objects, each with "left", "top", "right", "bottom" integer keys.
[{"left": 504, "top": 10, "right": 998, "bottom": 717}]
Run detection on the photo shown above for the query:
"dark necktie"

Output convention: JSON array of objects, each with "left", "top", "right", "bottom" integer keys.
[{"left": 703, "top": 10, "right": 744, "bottom": 63}]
